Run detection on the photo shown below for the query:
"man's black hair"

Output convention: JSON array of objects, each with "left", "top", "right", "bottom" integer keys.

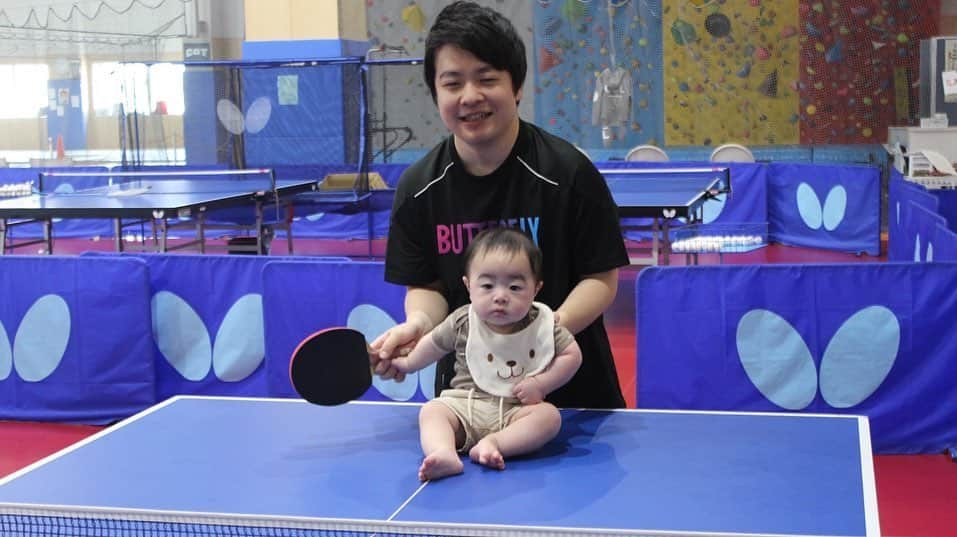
[{"left": 423, "top": 1, "right": 527, "bottom": 102}]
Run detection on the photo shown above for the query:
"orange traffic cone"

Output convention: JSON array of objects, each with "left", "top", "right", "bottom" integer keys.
[{"left": 55, "top": 134, "right": 65, "bottom": 160}]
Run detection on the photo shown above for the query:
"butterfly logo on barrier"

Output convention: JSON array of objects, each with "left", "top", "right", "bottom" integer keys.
[
  {"left": 0, "top": 295, "right": 71, "bottom": 383},
  {"left": 796, "top": 183, "right": 847, "bottom": 231},
  {"left": 701, "top": 194, "right": 726, "bottom": 224},
  {"left": 736, "top": 306, "right": 899, "bottom": 410},
  {"left": 216, "top": 96, "right": 272, "bottom": 136},
  {"left": 347, "top": 303, "right": 435, "bottom": 401},
  {"left": 152, "top": 291, "right": 264, "bottom": 382},
  {"left": 914, "top": 234, "right": 934, "bottom": 262},
  {"left": 896, "top": 202, "right": 935, "bottom": 262}
]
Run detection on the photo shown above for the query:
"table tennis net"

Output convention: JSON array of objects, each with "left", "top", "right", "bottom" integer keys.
[
  {"left": 0, "top": 509, "right": 651, "bottom": 537},
  {"left": 2, "top": 515, "right": 430, "bottom": 536}
]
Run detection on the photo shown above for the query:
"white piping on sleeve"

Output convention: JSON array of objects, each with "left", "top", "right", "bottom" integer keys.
[
  {"left": 515, "top": 156, "right": 559, "bottom": 186},
  {"left": 413, "top": 162, "right": 455, "bottom": 198}
]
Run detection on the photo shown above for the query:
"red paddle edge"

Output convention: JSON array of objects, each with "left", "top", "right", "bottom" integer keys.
[{"left": 288, "top": 327, "right": 370, "bottom": 403}]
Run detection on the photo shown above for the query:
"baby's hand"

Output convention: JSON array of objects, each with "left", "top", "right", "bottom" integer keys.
[
  {"left": 512, "top": 377, "right": 546, "bottom": 405},
  {"left": 371, "top": 354, "right": 413, "bottom": 383},
  {"left": 389, "top": 356, "right": 414, "bottom": 377}
]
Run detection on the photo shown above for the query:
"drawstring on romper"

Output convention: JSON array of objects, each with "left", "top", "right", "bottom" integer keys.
[
  {"left": 467, "top": 388, "right": 474, "bottom": 427},
  {"left": 498, "top": 396, "right": 504, "bottom": 431},
  {"left": 466, "top": 388, "right": 506, "bottom": 432}
]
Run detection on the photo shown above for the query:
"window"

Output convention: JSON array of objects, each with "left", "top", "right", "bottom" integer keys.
[
  {"left": 91, "top": 62, "right": 185, "bottom": 116},
  {"left": 91, "top": 62, "right": 143, "bottom": 116},
  {"left": 0, "top": 64, "right": 49, "bottom": 119},
  {"left": 147, "top": 63, "right": 185, "bottom": 115}
]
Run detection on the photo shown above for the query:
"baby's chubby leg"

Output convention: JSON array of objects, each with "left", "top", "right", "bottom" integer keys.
[
  {"left": 469, "top": 402, "right": 561, "bottom": 470},
  {"left": 418, "top": 400, "right": 465, "bottom": 481}
]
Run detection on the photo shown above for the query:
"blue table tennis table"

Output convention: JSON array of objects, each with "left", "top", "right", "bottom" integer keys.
[
  {"left": 0, "top": 396, "right": 879, "bottom": 536},
  {"left": 603, "top": 167, "right": 730, "bottom": 265},
  {"left": 0, "top": 169, "right": 317, "bottom": 255}
]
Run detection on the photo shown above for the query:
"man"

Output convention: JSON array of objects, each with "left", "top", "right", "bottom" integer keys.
[{"left": 371, "top": 1, "right": 629, "bottom": 409}]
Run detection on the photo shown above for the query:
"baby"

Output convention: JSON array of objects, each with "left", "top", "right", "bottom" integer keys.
[{"left": 384, "top": 227, "right": 582, "bottom": 481}]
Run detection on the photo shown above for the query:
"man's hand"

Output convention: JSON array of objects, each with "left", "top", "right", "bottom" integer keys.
[
  {"left": 368, "top": 322, "right": 422, "bottom": 382},
  {"left": 512, "top": 376, "right": 546, "bottom": 405}
]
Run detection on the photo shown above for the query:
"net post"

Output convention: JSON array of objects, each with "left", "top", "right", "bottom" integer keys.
[{"left": 357, "top": 60, "right": 371, "bottom": 194}]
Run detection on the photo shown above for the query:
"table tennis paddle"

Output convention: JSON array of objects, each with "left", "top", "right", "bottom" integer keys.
[{"left": 289, "top": 327, "right": 372, "bottom": 406}]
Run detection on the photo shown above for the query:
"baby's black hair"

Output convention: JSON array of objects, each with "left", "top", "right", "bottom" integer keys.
[{"left": 463, "top": 227, "right": 542, "bottom": 282}]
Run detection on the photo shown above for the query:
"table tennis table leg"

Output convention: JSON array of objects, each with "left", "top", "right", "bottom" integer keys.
[
  {"left": 691, "top": 208, "right": 701, "bottom": 266},
  {"left": 367, "top": 205, "right": 374, "bottom": 258},
  {"left": 285, "top": 203, "right": 294, "bottom": 255},
  {"left": 113, "top": 219, "right": 124, "bottom": 252},
  {"left": 196, "top": 213, "right": 206, "bottom": 254},
  {"left": 0, "top": 219, "right": 7, "bottom": 256},
  {"left": 662, "top": 219, "right": 671, "bottom": 265},
  {"left": 651, "top": 217, "right": 660, "bottom": 265},
  {"left": 150, "top": 220, "right": 159, "bottom": 249},
  {"left": 42, "top": 220, "right": 52, "bottom": 254},
  {"left": 256, "top": 203, "right": 265, "bottom": 255},
  {"left": 160, "top": 218, "right": 169, "bottom": 252}
]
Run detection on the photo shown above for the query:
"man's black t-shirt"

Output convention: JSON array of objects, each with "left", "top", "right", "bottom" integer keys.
[{"left": 385, "top": 120, "right": 630, "bottom": 409}]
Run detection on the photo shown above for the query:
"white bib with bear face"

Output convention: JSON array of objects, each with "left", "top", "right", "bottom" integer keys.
[{"left": 465, "top": 302, "right": 555, "bottom": 397}]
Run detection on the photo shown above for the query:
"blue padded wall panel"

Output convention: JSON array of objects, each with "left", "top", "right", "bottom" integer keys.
[
  {"left": 767, "top": 163, "right": 880, "bottom": 255},
  {"left": 83, "top": 253, "right": 298, "bottom": 400},
  {"left": 932, "top": 223, "right": 957, "bottom": 261},
  {"left": 0, "top": 257, "right": 154, "bottom": 423},
  {"left": 636, "top": 263, "right": 957, "bottom": 454},
  {"left": 931, "top": 189, "right": 957, "bottom": 233},
  {"left": 905, "top": 201, "right": 948, "bottom": 263}
]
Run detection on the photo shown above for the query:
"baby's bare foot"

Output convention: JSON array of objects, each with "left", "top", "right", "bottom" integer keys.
[
  {"left": 419, "top": 449, "right": 463, "bottom": 481},
  {"left": 469, "top": 437, "right": 505, "bottom": 470}
]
